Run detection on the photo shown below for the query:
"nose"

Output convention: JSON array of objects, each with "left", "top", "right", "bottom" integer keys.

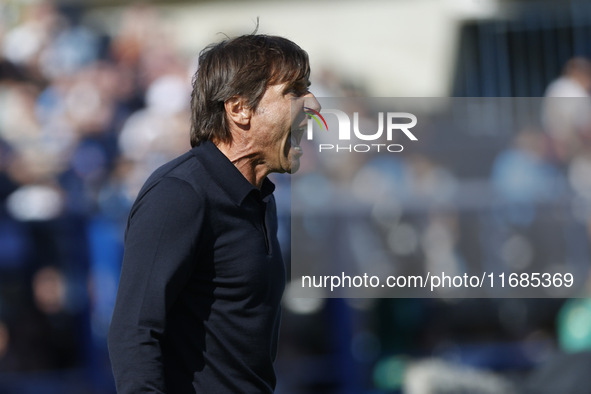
[{"left": 303, "top": 92, "right": 321, "bottom": 113}]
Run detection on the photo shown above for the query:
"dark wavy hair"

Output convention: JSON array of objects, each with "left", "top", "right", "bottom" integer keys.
[{"left": 190, "top": 34, "right": 310, "bottom": 147}]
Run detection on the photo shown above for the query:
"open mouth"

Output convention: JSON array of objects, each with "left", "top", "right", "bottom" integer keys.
[{"left": 289, "top": 125, "right": 306, "bottom": 157}]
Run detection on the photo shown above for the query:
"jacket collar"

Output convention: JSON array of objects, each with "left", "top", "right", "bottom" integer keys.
[{"left": 191, "top": 140, "right": 275, "bottom": 205}]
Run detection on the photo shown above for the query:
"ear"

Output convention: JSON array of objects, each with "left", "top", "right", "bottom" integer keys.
[{"left": 224, "top": 96, "right": 252, "bottom": 127}]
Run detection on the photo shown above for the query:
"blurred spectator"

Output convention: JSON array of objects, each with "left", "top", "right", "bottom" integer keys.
[
  {"left": 0, "top": 320, "right": 13, "bottom": 370},
  {"left": 491, "top": 129, "right": 565, "bottom": 225},
  {"left": 543, "top": 57, "right": 591, "bottom": 161},
  {"left": 0, "top": 266, "right": 79, "bottom": 372},
  {"left": 545, "top": 57, "right": 591, "bottom": 98},
  {"left": 117, "top": 73, "right": 191, "bottom": 183},
  {"left": 2, "top": 1, "right": 61, "bottom": 72}
]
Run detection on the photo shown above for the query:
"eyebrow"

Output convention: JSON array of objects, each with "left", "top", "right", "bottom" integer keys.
[{"left": 284, "top": 79, "right": 310, "bottom": 94}]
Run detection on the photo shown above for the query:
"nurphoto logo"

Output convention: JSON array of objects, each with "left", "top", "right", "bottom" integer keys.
[{"left": 303, "top": 108, "right": 418, "bottom": 153}]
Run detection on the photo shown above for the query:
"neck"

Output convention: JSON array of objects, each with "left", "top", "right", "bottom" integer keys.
[{"left": 214, "top": 139, "right": 269, "bottom": 189}]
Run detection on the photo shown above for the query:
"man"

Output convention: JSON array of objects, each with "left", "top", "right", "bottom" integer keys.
[
  {"left": 107, "top": 34, "right": 320, "bottom": 393},
  {"left": 544, "top": 57, "right": 591, "bottom": 98},
  {"left": 543, "top": 57, "right": 591, "bottom": 161}
]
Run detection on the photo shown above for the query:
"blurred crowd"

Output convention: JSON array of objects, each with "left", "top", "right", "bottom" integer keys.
[
  {"left": 0, "top": 1, "right": 191, "bottom": 391},
  {"left": 2, "top": 1, "right": 591, "bottom": 393}
]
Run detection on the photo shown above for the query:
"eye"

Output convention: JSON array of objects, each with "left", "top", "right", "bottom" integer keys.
[
  {"left": 286, "top": 87, "right": 305, "bottom": 96},
  {"left": 286, "top": 80, "right": 311, "bottom": 97}
]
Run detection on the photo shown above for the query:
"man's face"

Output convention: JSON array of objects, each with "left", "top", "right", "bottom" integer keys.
[{"left": 249, "top": 80, "right": 320, "bottom": 174}]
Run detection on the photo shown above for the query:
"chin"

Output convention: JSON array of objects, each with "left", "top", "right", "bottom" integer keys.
[
  {"left": 279, "top": 143, "right": 302, "bottom": 174},
  {"left": 286, "top": 159, "right": 300, "bottom": 174}
]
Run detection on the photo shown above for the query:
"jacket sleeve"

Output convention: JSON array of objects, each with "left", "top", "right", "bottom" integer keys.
[{"left": 107, "top": 176, "right": 204, "bottom": 393}]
